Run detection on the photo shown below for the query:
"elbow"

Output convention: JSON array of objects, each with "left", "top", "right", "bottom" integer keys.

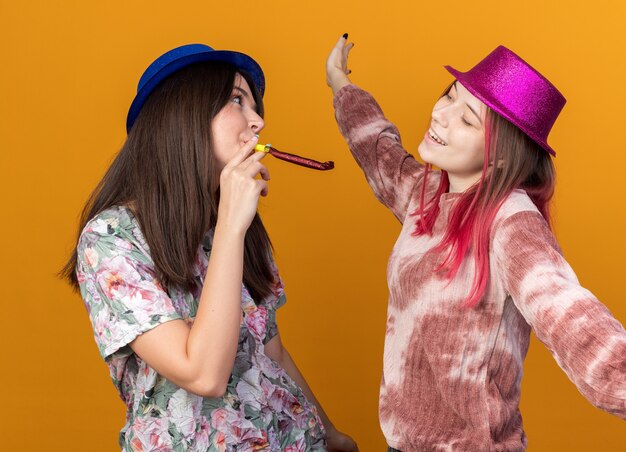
[
  {"left": 209, "top": 380, "right": 228, "bottom": 398},
  {"left": 577, "top": 378, "right": 626, "bottom": 420},
  {"left": 189, "top": 380, "right": 228, "bottom": 399},
  {"left": 185, "top": 373, "right": 229, "bottom": 398}
]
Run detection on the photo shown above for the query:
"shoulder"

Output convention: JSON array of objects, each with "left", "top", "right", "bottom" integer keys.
[
  {"left": 492, "top": 190, "right": 559, "bottom": 254},
  {"left": 77, "top": 206, "right": 151, "bottom": 267},
  {"left": 492, "top": 189, "right": 549, "bottom": 235},
  {"left": 495, "top": 189, "right": 540, "bottom": 222},
  {"left": 79, "top": 206, "right": 142, "bottom": 246},
  {"left": 82, "top": 206, "right": 135, "bottom": 235}
]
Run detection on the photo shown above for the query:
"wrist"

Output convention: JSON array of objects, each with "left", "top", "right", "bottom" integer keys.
[
  {"left": 214, "top": 220, "right": 247, "bottom": 242},
  {"left": 328, "top": 74, "right": 351, "bottom": 95}
]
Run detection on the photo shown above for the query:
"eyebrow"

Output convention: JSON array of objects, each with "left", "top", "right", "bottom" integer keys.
[
  {"left": 452, "top": 82, "right": 483, "bottom": 125},
  {"left": 233, "top": 86, "right": 249, "bottom": 97}
]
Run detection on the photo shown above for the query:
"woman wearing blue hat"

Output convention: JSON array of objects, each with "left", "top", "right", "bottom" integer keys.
[
  {"left": 62, "top": 44, "right": 358, "bottom": 451},
  {"left": 326, "top": 35, "right": 626, "bottom": 451}
]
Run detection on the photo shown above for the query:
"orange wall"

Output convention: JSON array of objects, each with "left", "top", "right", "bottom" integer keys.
[{"left": 1, "top": 1, "right": 624, "bottom": 450}]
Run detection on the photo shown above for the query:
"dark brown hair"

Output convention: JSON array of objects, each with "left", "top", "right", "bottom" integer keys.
[{"left": 61, "top": 61, "right": 275, "bottom": 302}]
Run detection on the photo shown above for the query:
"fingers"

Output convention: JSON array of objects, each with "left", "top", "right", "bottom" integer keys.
[
  {"left": 241, "top": 146, "right": 268, "bottom": 167},
  {"left": 224, "top": 135, "right": 260, "bottom": 169},
  {"left": 256, "top": 163, "right": 270, "bottom": 181},
  {"left": 334, "top": 33, "right": 348, "bottom": 50},
  {"left": 241, "top": 149, "right": 270, "bottom": 181},
  {"left": 329, "top": 34, "right": 351, "bottom": 64},
  {"left": 243, "top": 159, "right": 270, "bottom": 181},
  {"left": 257, "top": 179, "right": 269, "bottom": 197},
  {"left": 327, "top": 33, "right": 355, "bottom": 86},
  {"left": 343, "top": 43, "right": 354, "bottom": 69},
  {"left": 333, "top": 35, "right": 352, "bottom": 57},
  {"left": 342, "top": 42, "right": 354, "bottom": 60},
  {"left": 326, "top": 37, "right": 354, "bottom": 92},
  {"left": 219, "top": 138, "right": 270, "bottom": 199}
]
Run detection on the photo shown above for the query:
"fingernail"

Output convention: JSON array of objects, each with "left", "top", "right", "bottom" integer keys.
[
  {"left": 342, "top": 33, "right": 348, "bottom": 39},
  {"left": 253, "top": 134, "right": 259, "bottom": 140}
]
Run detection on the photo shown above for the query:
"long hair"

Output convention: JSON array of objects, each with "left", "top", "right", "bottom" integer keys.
[
  {"left": 412, "top": 86, "right": 556, "bottom": 307},
  {"left": 61, "top": 61, "right": 275, "bottom": 302}
]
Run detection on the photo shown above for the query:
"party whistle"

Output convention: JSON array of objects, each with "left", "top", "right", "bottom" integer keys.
[{"left": 254, "top": 143, "right": 334, "bottom": 171}]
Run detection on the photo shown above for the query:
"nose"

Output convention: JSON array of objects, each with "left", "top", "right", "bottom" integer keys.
[
  {"left": 249, "top": 111, "right": 264, "bottom": 133},
  {"left": 431, "top": 103, "right": 449, "bottom": 128}
]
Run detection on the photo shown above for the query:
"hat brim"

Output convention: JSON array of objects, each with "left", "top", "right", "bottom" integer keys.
[
  {"left": 127, "top": 50, "right": 265, "bottom": 132},
  {"left": 444, "top": 65, "right": 556, "bottom": 157}
]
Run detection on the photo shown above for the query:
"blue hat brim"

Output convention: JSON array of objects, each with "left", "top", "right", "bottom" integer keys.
[{"left": 126, "top": 48, "right": 265, "bottom": 133}]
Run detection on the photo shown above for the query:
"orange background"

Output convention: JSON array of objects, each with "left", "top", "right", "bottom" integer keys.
[{"left": 1, "top": 1, "right": 625, "bottom": 450}]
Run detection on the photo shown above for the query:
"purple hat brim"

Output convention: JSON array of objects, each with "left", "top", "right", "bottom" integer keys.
[
  {"left": 127, "top": 49, "right": 265, "bottom": 133},
  {"left": 444, "top": 65, "right": 557, "bottom": 157}
]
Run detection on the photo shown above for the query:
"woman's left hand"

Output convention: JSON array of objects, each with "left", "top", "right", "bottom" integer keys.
[{"left": 326, "top": 426, "right": 359, "bottom": 452}]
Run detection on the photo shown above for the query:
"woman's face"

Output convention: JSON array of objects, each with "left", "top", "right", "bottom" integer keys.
[
  {"left": 212, "top": 74, "right": 264, "bottom": 170},
  {"left": 417, "top": 81, "right": 487, "bottom": 191}
]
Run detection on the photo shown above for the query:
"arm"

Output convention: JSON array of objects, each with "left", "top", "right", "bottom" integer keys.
[
  {"left": 265, "top": 334, "right": 359, "bottom": 451},
  {"left": 129, "top": 224, "right": 244, "bottom": 397},
  {"left": 494, "top": 210, "right": 626, "bottom": 418},
  {"left": 326, "top": 35, "right": 427, "bottom": 222},
  {"left": 128, "top": 138, "right": 270, "bottom": 397}
]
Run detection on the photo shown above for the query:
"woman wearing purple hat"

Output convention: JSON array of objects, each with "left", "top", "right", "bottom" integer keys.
[
  {"left": 326, "top": 35, "right": 626, "bottom": 451},
  {"left": 62, "top": 44, "right": 358, "bottom": 451}
]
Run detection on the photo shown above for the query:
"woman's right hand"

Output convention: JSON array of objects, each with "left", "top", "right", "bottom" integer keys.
[
  {"left": 217, "top": 136, "right": 270, "bottom": 235},
  {"left": 326, "top": 34, "right": 354, "bottom": 95}
]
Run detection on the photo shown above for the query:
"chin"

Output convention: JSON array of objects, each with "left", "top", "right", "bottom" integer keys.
[{"left": 417, "top": 142, "right": 436, "bottom": 166}]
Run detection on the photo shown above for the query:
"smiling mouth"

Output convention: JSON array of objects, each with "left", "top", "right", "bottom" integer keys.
[{"left": 428, "top": 129, "right": 447, "bottom": 146}]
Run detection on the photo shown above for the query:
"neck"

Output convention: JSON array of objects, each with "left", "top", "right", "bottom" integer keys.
[{"left": 447, "top": 172, "right": 481, "bottom": 193}]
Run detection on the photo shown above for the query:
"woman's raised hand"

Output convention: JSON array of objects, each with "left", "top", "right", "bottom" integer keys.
[
  {"left": 326, "top": 34, "right": 354, "bottom": 95},
  {"left": 217, "top": 136, "right": 269, "bottom": 235}
]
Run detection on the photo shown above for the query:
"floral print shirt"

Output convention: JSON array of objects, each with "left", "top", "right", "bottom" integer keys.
[{"left": 76, "top": 206, "right": 326, "bottom": 451}]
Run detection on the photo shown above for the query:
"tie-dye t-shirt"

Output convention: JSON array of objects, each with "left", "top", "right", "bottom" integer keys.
[
  {"left": 333, "top": 84, "right": 626, "bottom": 451},
  {"left": 76, "top": 206, "right": 326, "bottom": 451}
]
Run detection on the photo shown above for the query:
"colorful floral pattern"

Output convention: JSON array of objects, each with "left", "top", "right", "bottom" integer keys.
[{"left": 76, "top": 206, "right": 326, "bottom": 451}]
